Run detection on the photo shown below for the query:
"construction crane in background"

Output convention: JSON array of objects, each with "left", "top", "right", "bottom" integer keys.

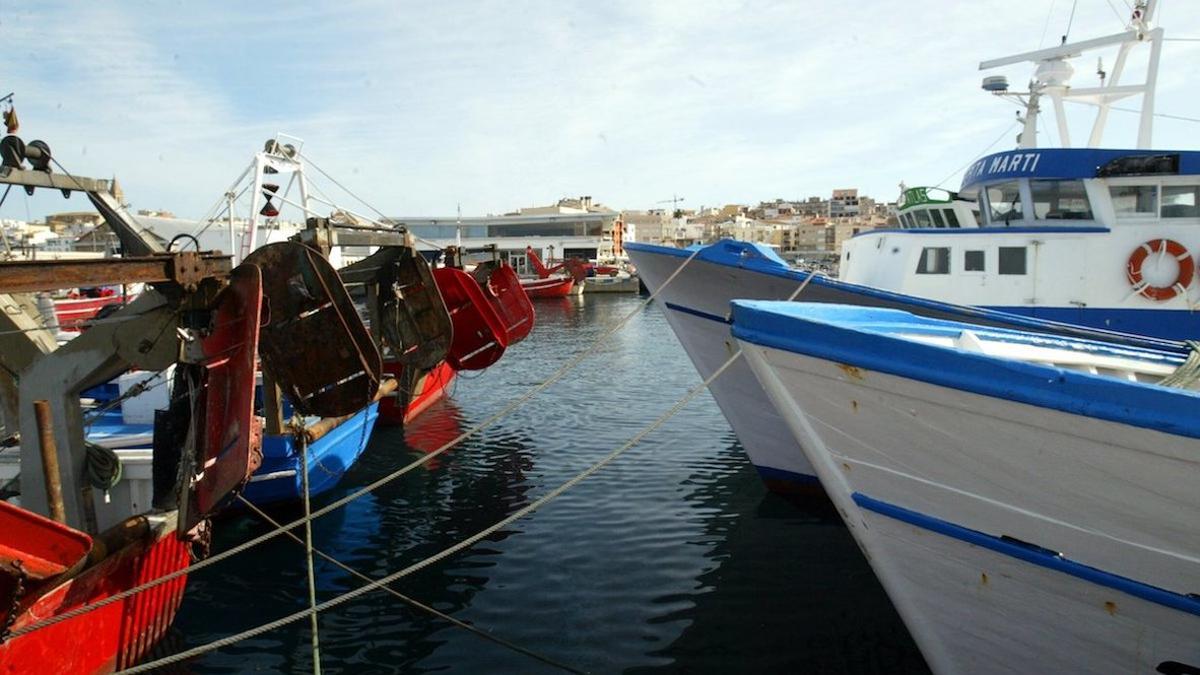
[{"left": 656, "top": 194, "right": 685, "bottom": 218}]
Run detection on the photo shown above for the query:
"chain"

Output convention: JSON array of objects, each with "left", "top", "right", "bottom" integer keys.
[{"left": 1, "top": 560, "right": 27, "bottom": 642}]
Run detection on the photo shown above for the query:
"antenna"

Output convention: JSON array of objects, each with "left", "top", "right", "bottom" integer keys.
[{"left": 978, "top": 0, "right": 1162, "bottom": 149}]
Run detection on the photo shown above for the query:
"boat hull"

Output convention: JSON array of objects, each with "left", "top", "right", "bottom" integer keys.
[
  {"left": 737, "top": 325, "right": 1200, "bottom": 673},
  {"left": 377, "top": 361, "right": 456, "bottom": 426},
  {"left": 53, "top": 294, "right": 126, "bottom": 331},
  {"left": 582, "top": 274, "right": 640, "bottom": 293},
  {"left": 626, "top": 240, "right": 1182, "bottom": 496},
  {"left": 0, "top": 520, "right": 189, "bottom": 674},
  {"left": 242, "top": 403, "right": 380, "bottom": 506},
  {"left": 519, "top": 276, "right": 576, "bottom": 298}
]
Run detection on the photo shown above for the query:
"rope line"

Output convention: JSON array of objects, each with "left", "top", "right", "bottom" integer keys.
[
  {"left": 934, "top": 121, "right": 1020, "bottom": 189},
  {"left": 237, "top": 497, "right": 587, "bottom": 675},
  {"left": 298, "top": 153, "right": 393, "bottom": 225},
  {"left": 116, "top": 329, "right": 741, "bottom": 674},
  {"left": 6, "top": 246, "right": 704, "bottom": 641},
  {"left": 299, "top": 435, "right": 323, "bottom": 674}
]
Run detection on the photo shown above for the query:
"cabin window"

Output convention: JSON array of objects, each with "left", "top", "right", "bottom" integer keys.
[
  {"left": 1162, "top": 185, "right": 1200, "bottom": 218},
  {"left": 916, "top": 247, "right": 950, "bottom": 274},
  {"left": 970, "top": 208, "right": 982, "bottom": 226},
  {"left": 998, "top": 246, "right": 1027, "bottom": 275},
  {"left": 944, "top": 209, "right": 960, "bottom": 228},
  {"left": 930, "top": 209, "right": 946, "bottom": 227},
  {"left": 1110, "top": 185, "right": 1158, "bottom": 217},
  {"left": 1031, "top": 180, "right": 1093, "bottom": 220},
  {"left": 986, "top": 181, "right": 1023, "bottom": 224},
  {"left": 900, "top": 213, "right": 914, "bottom": 228},
  {"left": 914, "top": 210, "right": 932, "bottom": 227},
  {"left": 964, "top": 250, "right": 985, "bottom": 271}
]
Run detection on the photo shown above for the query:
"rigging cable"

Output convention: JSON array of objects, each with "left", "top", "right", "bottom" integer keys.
[
  {"left": 933, "top": 120, "right": 1021, "bottom": 189},
  {"left": 117, "top": 264, "right": 825, "bottom": 673},
  {"left": 1063, "top": 0, "right": 1080, "bottom": 44},
  {"left": 6, "top": 246, "right": 707, "bottom": 642},
  {"left": 116, "top": 334, "right": 744, "bottom": 674}
]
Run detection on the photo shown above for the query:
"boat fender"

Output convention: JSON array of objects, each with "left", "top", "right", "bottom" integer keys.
[{"left": 1126, "top": 239, "right": 1194, "bottom": 301}]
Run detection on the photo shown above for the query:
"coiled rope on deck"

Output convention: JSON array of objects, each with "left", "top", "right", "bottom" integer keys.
[
  {"left": 5, "top": 246, "right": 705, "bottom": 642},
  {"left": 1158, "top": 340, "right": 1200, "bottom": 389}
]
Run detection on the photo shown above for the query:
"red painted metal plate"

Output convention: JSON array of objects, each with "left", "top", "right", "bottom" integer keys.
[
  {"left": 482, "top": 264, "right": 535, "bottom": 344},
  {"left": 433, "top": 267, "right": 508, "bottom": 371},
  {"left": 0, "top": 500, "right": 91, "bottom": 581},
  {"left": 184, "top": 263, "right": 264, "bottom": 531}
]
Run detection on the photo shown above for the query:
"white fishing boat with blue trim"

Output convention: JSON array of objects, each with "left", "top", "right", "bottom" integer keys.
[
  {"left": 627, "top": 0, "right": 1192, "bottom": 496},
  {"left": 626, "top": 239, "right": 1179, "bottom": 496},
  {"left": 732, "top": 301, "right": 1200, "bottom": 673},
  {"left": 846, "top": 1, "right": 1197, "bottom": 339}
]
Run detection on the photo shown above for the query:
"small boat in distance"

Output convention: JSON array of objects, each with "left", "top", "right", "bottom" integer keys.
[
  {"left": 519, "top": 274, "right": 576, "bottom": 298},
  {"left": 732, "top": 301, "right": 1200, "bottom": 674}
]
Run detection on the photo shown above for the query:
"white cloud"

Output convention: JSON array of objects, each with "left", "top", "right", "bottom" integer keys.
[{"left": 3, "top": 0, "right": 1198, "bottom": 221}]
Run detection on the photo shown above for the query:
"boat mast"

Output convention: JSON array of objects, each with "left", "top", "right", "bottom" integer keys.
[{"left": 979, "top": 0, "right": 1160, "bottom": 149}]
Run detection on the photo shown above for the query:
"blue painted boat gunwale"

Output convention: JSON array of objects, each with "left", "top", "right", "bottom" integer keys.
[
  {"left": 730, "top": 301, "right": 1200, "bottom": 440},
  {"left": 958, "top": 147, "right": 1200, "bottom": 192},
  {"left": 852, "top": 492, "right": 1200, "bottom": 618},
  {"left": 625, "top": 239, "right": 1185, "bottom": 349}
]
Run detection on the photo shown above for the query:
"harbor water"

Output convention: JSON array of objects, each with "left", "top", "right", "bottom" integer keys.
[{"left": 166, "top": 294, "right": 929, "bottom": 674}]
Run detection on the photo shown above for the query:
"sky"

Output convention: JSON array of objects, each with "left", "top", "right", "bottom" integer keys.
[{"left": 2, "top": 0, "right": 1199, "bottom": 222}]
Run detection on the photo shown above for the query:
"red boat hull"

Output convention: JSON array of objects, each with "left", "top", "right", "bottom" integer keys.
[
  {"left": 54, "top": 294, "right": 126, "bottom": 331},
  {"left": 377, "top": 360, "right": 457, "bottom": 426},
  {"left": 520, "top": 276, "right": 575, "bottom": 298},
  {"left": 0, "top": 524, "right": 189, "bottom": 674}
]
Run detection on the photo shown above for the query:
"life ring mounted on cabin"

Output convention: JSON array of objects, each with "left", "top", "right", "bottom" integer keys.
[{"left": 1126, "top": 239, "right": 1195, "bottom": 301}]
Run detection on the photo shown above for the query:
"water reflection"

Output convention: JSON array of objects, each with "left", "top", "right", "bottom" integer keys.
[
  {"left": 161, "top": 295, "right": 923, "bottom": 674},
  {"left": 628, "top": 436, "right": 928, "bottom": 675}
]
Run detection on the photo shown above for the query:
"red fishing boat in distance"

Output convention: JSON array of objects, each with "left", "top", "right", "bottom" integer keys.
[{"left": 519, "top": 275, "right": 576, "bottom": 298}]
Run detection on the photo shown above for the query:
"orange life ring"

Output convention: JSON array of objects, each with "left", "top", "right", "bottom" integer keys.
[{"left": 1126, "top": 239, "right": 1195, "bottom": 301}]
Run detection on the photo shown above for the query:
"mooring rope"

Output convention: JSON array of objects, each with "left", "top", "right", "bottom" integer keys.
[
  {"left": 299, "top": 435, "right": 323, "bottom": 675},
  {"left": 237, "top": 496, "right": 587, "bottom": 675},
  {"left": 7, "top": 246, "right": 705, "bottom": 642},
  {"left": 116, "top": 329, "right": 741, "bottom": 674}
]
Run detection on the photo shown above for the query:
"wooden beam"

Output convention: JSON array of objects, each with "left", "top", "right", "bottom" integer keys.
[{"left": 0, "top": 253, "right": 231, "bottom": 293}]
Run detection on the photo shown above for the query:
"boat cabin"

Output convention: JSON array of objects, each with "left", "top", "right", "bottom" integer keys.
[
  {"left": 840, "top": 148, "right": 1200, "bottom": 339},
  {"left": 895, "top": 186, "right": 980, "bottom": 230}
]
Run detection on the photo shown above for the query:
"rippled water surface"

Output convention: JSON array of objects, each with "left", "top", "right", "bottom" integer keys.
[{"left": 166, "top": 294, "right": 928, "bottom": 674}]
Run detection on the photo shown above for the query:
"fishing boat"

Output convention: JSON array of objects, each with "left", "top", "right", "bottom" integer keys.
[
  {"left": 842, "top": 2, "right": 1196, "bottom": 339},
  {"left": 521, "top": 246, "right": 581, "bottom": 297},
  {"left": 731, "top": 301, "right": 1200, "bottom": 674},
  {"left": 523, "top": 244, "right": 636, "bottom": 293},
  {"left": 0, "top": 138, "right": 267, "bottom": 672},
  {"left": 51, "top": 289, "right": 126, "bottom": 331},
  {"left": 626, "top": 238, "right": 1178, "bottom": 495},
  {"left": 627, "top": 0, "right": 1190, "bottom": 494},
  {"left": 519, "top": 273, "right": 577, "bottom": 298}
]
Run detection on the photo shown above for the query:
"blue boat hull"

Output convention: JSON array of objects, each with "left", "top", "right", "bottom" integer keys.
[{"left": 242, "top": 403, "right": 380, "bottom": 506}]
